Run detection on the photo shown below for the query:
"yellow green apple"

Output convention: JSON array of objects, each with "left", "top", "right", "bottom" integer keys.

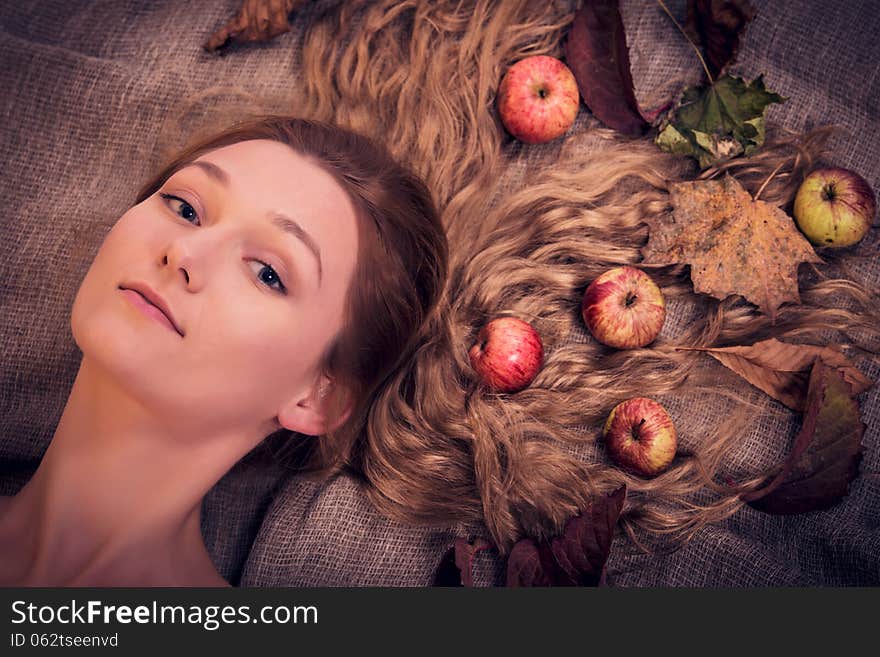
[{"left": 793, "top": 167, "right": 875, "bottom": 248}]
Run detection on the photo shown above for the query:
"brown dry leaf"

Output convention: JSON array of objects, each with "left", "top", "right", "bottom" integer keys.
[
  {"left": 642, "top": 175, "right": 822, "bottom": 320},
  {"left": 563, "top": 0, "right": 648, "bottom": 135},
  {"left": 742, "top": 359, "right": 866, "bottom": 515},
  {"left": 684, "top": 0, "right": 757, "bottom": 79},
  {"left": 682, "top": 338, "right": 873, "bottom": 410},
  {"left": 506, "top": 487, "right": 626, "bottom": 587},
  {"left": 432, "top": 537, "right": 493, "bottom": 587},
  {"left": 203, "top": 0, "right": 309, "bottom": 53}
]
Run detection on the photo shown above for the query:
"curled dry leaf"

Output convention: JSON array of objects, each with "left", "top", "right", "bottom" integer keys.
[
  {"left": 642, "top": 175, "right": 822, "bottom": 320},
  {"left": 655, "top": 74, "right": 785, "bottom": 169},
  {"left": 684, "top": 0, "right": 757, "bottom": 79},
  {"left": 681, "top": 338, "right": 873, "bottom": 410},
  {"left": 504, "top": 538, "right": 562, "bottom": 587},
  {"left": 563, "top": 0, "right": 648, "bottom": 135},
  {"left": 506, "top": 486, "right": 626, "bottom": 587},
  {"left": 742, "top": 360, "right": 866, "bottom": 515},
  {"left": 432, "top": 536, "right": 493, "bottom": 587},
  {"left": 203, "top": 0, "right": 309, "bottom": 53}
]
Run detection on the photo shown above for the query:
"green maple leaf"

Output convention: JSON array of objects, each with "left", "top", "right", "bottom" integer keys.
[{"left": 656, "top": 74, "right": 785, "bottom": 169}]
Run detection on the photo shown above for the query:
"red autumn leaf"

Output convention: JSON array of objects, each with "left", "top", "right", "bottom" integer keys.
[
  {"left": 506, "top": 538, "right": 563, "bottom": 587},
  {"left": 684, "top": 0, "right": 757, "bottom": 80},
  {"left": 506, "top": 486, "right": 626, "bottom": 587},
  {"left": 563, "top": 0, "right": 648, "bottom": 135},
  {"left": 432, "top": 536, "right": 493, "bottom": 587},
  {"left": 742, "top": 359, "right": 866, "bottom": 514},
  {"left": 432, "top": 547, "right": 462, "bottom": 587}
]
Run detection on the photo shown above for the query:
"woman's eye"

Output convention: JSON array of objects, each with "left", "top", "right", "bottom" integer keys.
[
  {"left": 158, "top": 192, "right": 286, "bottom": 295},
  {"left": 160, "top": 193, "right": 199, "bottom": 225},
  {"left": 247, "top": 260, "right": 287, "bottom": 294}
]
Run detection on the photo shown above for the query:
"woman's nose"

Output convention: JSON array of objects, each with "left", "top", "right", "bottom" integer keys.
[
  {"left": 162, "top": 236, "right": 205, "bottom": 289},
  {"left": 162, "top": 223, "right": 231, "bottom": 291},
  {"left": 162, "top": 252, "right": 189, "bottom": 285}
]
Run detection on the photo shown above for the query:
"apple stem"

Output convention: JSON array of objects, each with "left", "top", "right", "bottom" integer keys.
[
  {"left": 625, "top": 292, "right": 638, "bottom": 307},
  {"left": 631, "top": 417, "right": 646, "bottom": 441}
]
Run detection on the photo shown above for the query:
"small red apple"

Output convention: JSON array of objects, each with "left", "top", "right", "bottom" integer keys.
[
  {"left": 793, "top": 166, "right": 876, "bottom": 248},
  {"left": 581, "top": 266, "right": 666, "bottom": 349},
  {"left": 603, "top": 397, "right": 677, "bottom": 477},
  {"left": 469, "top": 317, "right": 544, "bottom": 393},
  {"left": 496, "top": 55, "right": 580, "bottom": 144}
]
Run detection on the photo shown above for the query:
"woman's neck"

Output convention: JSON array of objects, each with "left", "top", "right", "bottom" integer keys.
[{"left": 0, "top": 357, "right": 256, "bottom": 586}]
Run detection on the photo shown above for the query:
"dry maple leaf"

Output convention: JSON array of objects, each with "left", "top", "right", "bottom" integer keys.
[
  {"left": 642, "top": 174, "right": 822, "bottom": 320},
  {"left": 679, "top": 338, "right": 873, "bottom": 410},
  {"left": 203, "top": 0, "right": 309, "bottom": 53}
]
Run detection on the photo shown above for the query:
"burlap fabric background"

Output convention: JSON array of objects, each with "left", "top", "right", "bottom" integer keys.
[{"left": 1, "top": 0, "right": 877, "bottom": 586}]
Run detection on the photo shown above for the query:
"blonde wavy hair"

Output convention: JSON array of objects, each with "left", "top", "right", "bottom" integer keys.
[{"left": 162, "top": 0, "right": 879, "bottom": 558}]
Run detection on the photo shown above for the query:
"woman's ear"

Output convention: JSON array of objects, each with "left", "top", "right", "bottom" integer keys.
[{"left": 276, "top": 378, "right": 353, "bottom": 436}]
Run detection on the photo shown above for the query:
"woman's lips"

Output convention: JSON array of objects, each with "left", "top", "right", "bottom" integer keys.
[{"left": 120, "top": 288, "right": 182, "bottom": 337}]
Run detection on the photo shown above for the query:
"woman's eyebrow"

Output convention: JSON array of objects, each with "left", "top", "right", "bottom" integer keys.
[
  {"left": 177, "top": 160, "right": 323, "bottom": 288},
  {"left": 269, "top": 212, "right": 323, "bottom": 287},
  {"left": 181, "top": 160, "right": 231, "bottom": 186}
]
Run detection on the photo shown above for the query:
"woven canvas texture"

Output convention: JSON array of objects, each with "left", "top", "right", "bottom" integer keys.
[{"left": 0, "top": 0, "right": 877, "bottom": 586}]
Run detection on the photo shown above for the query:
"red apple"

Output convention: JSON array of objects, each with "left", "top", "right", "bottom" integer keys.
[
  {"left": 581, "top": 266, "right": 666, "bottom": 349},
  {"left": 496, "top": 55, "right": 580, "bottom": 144},
  {"left": 469, "top": 317, "right": 544, "bottom": 393},
  {"left": 793, "top": 166, "right": 876, "bottom": 248},
  {"left": 603, "top": 397, "right": 677, "bottom": 477}
]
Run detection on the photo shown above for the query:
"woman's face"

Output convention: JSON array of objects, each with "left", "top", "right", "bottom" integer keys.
[{"left": 71, "top": 139, "right": 360, "bottom": 438}]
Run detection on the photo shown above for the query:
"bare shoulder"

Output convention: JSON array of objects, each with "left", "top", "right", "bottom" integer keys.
[
  {"left": 172, "top": 557, "right": 230, "bottom": 587},
  {"left": 167, "top": 561, "right": 229, "bottom": 587},
  {"left": 195, "top": 568, "right": 232, "bottom": 588},
  {"left": 175, "top": 544, "right": 231, "bottom": 587}
]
